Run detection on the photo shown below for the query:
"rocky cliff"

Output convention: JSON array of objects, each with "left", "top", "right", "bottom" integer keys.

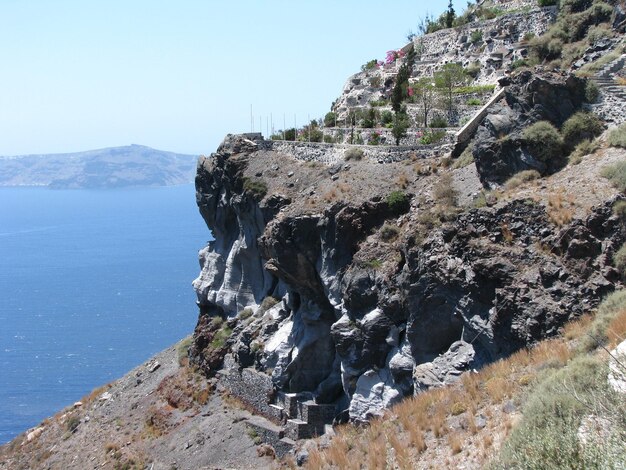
[{"left": 190, "top": 106, "right": 624, "bottom": 426}]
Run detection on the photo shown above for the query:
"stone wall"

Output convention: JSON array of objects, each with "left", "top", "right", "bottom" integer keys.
[
  {"left": 333, "top": 6, "right": 556, "bottom": 118},
  {"left": 261, "top": 139, "right": 451, "bottom": 166},
  {"left": 218, "top": 354, "right": 278, "bottom": 422}
]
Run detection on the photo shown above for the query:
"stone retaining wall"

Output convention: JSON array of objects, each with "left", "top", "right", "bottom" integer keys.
[
  {"left": 218, "top": 354, "right": 278, "bottom": 422},
  {"left": 261, "top": 140, "right": 451, "bottom": 166}
]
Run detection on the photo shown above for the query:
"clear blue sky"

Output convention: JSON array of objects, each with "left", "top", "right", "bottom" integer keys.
[{"left": 0, "top": 0, "right": 465, "bottom": 156}]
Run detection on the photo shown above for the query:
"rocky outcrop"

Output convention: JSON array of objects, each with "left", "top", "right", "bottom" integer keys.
[
  {"left": 473, "top": 71, "right": 588, "bottom": 186},
  {"left": 190, "top": 130, "right": 623, "bottom": 425}
]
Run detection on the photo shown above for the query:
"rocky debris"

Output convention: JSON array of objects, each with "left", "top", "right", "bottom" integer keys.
[
  {"left": 473, "top": 71, "right": 587, "bottom": 185},
  {"left": 413, "top": 341, "right": 476, "bottom": 393}
]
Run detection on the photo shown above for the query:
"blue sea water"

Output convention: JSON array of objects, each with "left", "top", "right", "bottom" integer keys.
[{"left": 0, "top": 184, "right": 210, "bottom": 444}]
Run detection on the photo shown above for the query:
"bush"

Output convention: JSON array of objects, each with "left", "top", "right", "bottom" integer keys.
[
  {"left": 522, "top": 121, "right": 564, "bottom": 165},
  {"left": 433, "top": 173, "right": 458, "bottom": 207},
  {"left": 429, "top": 116, "right": 449, "bottom": 128},
  {"left": 452, "top": 146, "right": 474, "bottom": 169},
  {"left": 608, "top": 123, "right": 626, "bottom": 148},
  {"left": 497, "top": 355, "right": 625, "bottom": 469},
  {"left": 600, "top": 161, "right": 626, "bottom": 192},
  {"left": 345, "top": 148, "right": 364, "bottom": 161},
  {"left": 380, "top": 110, "right": 394, "bottom": 125},
  {"left": 465, "top": 62, "right": 481, "bottom": 79},
  {"left": 324, "top": 112, "right": 337, "bottom": 128},
  {"left": 613, "top": 244, "right": 626, "bottom": 279},
  {"left": 568, "top": 138, "right": 600, "bottom": 165},
  {"left": 380, "top": 223, "right": 400, "bottom": 241},
  {"left": 470, "top": 30, "right": 483, "bottom": 45},
  {"left": 538, "top": 0, "right": 557, "bottom": 5},
  {"left": 242, "top": 178, "right": 268, "bottom": 201},
  {"left": 504, "top": 170, "right": 541, "bottom": 190},
  {"left": 466, "top": 98, "right": 482, "bottom": 106},
  {"left": 510, "top": 59, "right": 529, "bottom": 70},
  {"left": 585, "top": 80, "right": 600, "bottom": 103},
  {"left": 386, "top": 191, "right": 409, "bottom": 213},
  {"left": 580, "top": 289, "right": 626, "bottom": 352},
  {"left": 420, "top": 130, "right": 446, "bottom": 145},
  {"left": 561, "top": 112, "right": 604, "bottom": 150},
  {"left": 613, "top": 200, "right": 626, "bottom": 221},
  {"left": 361, "top": 59, "right": 378, "bottom": 71}
]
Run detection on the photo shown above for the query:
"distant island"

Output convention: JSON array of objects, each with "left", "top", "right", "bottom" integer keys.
[{"left": 0, "top": 144, "right": 198, "bottom": 189}]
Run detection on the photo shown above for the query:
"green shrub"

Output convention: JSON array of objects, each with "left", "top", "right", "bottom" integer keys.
[
  {"left": 324, "top": 112, "right": 337, "bottom": 128},
  {"left": 66, "top": 416, "right": 80, "bottom": 433},
  {"left": 568, "top": 138, "right": 600, "bottom": 165},
  {"left": 612, "top": 200, "right": 626, "bottom": 221},
  {"left": 210, "top": 324, "right": 232, "bottom": 350},
  {"left": 496, "top": 355, "right": 625, "bottom": 469},
  {"left": 429, "top": 116, "right": 449, "bottom": 128},
  {"left": 238, "top": 307, "right": 253, "bottom": 320},
  {"left": 470, "top": 30, "right": 483, "bottom": 45},
  {"left": 580, "top": 289, "right": 626, "bottom": 352},
  {"left": 538, "top": 0, "right": 557, "bottom": 5},
  {"left": 344, "top": 147, "right": 364, "bottom": 161},
  {"left": 504, "top": 170, "right": 541, "bottom": 190},
  {"left": 452, "top": 146, "right": 474, "bottom": 169},
  {"left": 465, "top": 62, "right": 481, "bottom": 79},
  {"left": 466, "top": 98, "right": 482, "bottom": 106},
  {"left": 380, "top": 110, "right": 394, "bottom": 125},
  {"left": 614, "top": 244, "right": 626, "bottom": 278},
  {"left": 608, "top": 123, "right": 626, "bottom": 148},
  {"left": 323, "top": 135, "right": 335, "bottom": 144},
  {"left": 242, "top": 178, "right": 268, "bottom": 201},
  {"left": 258, "top": 296, "right": 280, "bottom": 315},
  {"left": 561, "top": 112, "right": 604, "bottom": 150},
  {"left": 177, "top": 336, "right": 194, "bottom": 365},
  {"left": 420, "top": 129, "right": 446, "bottom": 144},
  {"left": 380, "top": 223, "right": 400, "bottom": 241},
  {"left": 522, "top": 121, "right": 564, "bottom": 165},
  {"left": 386, "top": 191, "right": 409, "bottom": 213},
  {"left": 584, "top": 80, "right": 600, "bottom": 103},
  {"left": 453, "top": 84, "right": 496, "bottom": 94},
  {"left": 600, "top": 161, "right": 626, "bottom": 192},
  {"left": 510, "top": 59, "right": 529, "bottom": 70},
  {"left": 361, "top": 59, "right": 378, "bottom": 71}
]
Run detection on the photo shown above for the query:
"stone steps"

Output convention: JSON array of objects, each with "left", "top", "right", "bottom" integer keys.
[
  {"left": 244, "top": 391, "right": 337, "bottom": 455},
  {"left": 245, "top": 415, "right": 295, "bottom": 458}
]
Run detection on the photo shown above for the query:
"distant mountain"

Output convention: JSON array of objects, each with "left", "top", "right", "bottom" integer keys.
[{"left": 0, "top": 145, "right": 199, "bottom": 189}]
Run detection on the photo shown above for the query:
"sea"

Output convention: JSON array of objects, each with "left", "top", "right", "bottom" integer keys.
[{"left": 0, "top": 184, "right": 210, "bottom": 444}]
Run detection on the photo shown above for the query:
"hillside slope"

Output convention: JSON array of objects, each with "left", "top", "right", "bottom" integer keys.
[{"left": 0, "top": 145, "right": 198, "bottom": 189}]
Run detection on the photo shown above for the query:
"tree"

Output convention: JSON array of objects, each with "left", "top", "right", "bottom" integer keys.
[
  {"left": 392, "top": 112, "right": 410, "bottom": 145},
  {"left": 434, "top": 63, "right": 469, "bottom": 115},
  {"left": 412, "top": 78, "right": 438, "bottom": 127},
  {"left": 391, "top": 63, "right": 411, "bottom": 113},
  {"left": 446, "top": 0, "right": 456, "bottom": 28},
  {"left": 324, "top": 112, "right": 337, "bottom": 128}
]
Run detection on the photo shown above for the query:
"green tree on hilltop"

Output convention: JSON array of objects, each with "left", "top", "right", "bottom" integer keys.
[{"left": 434, "top": 63, "right": 469, "bottom": 115}]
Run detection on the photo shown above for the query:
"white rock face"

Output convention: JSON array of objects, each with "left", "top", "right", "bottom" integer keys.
[{"left": 348, "top": 368, "right": 402, "bottom": 422}]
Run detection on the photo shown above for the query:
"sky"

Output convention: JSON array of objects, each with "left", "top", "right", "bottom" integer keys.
[{"left": 0, "top": 0, "right": 466, "bottom": 156}]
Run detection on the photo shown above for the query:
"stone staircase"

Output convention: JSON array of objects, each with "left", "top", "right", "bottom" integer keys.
[
  {"left": 591, "top": 54, "right": 626, "bottom": 123},
  {"left": 592, "top": 54, "right": 626, "bottom": 100},
  {"left": 244, "top": 391, "right": 336, "bottom": 458}
]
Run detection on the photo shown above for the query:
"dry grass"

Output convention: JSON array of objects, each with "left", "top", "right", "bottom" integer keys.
[
  {"left": 547, "top": 191, "right": 575, "bottom": 226},
  {"left": 302, "top": 286, "right": 626, "bottom": 470},
  {"left": 448, "top": 432, "right": 463, "bottom": 454},
  {"left": 323, "top": 188, "right": 338, "bottom": 202},
  {"left": 397, "top": 172, "right": 409, "bottom": 189},
  {"left": 606, "top": 307, "right": 626, "bottom": 347}
]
